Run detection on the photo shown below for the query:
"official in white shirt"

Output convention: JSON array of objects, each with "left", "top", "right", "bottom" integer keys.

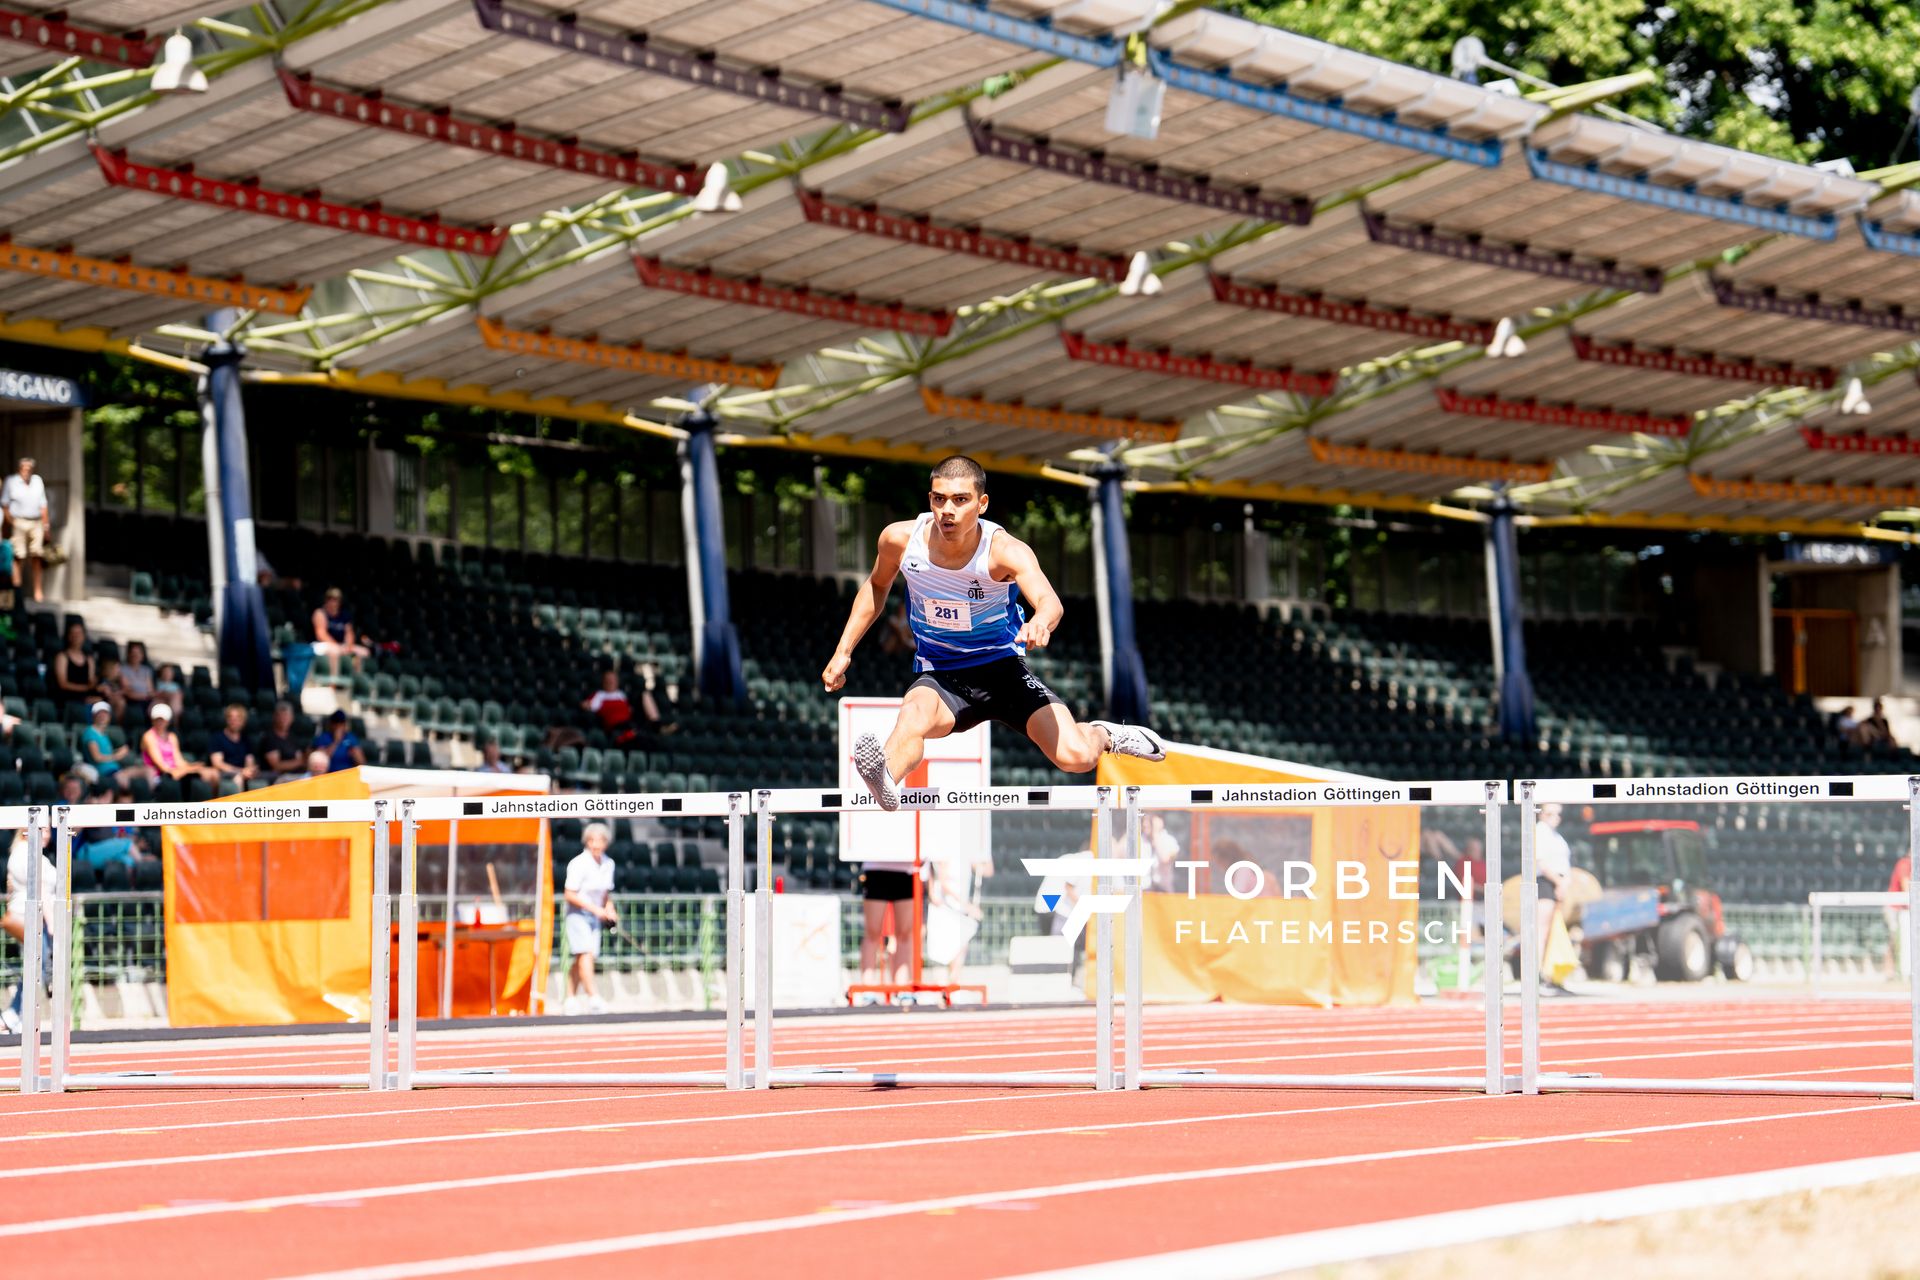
[
  {"left": 1, "top": 456, "right": 50, "bottom": 603},
  {"left": 562, "top": 822, "right": 619, "bottom": 1014}
]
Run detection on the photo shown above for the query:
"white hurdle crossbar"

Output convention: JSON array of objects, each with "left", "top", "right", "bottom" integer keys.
[
  {"left": 1125, "top": 779, "right": 1508, "bottom": 1093},
  {"left": 1521, "top": 775, "right": 1920, "bottom": 1100}
]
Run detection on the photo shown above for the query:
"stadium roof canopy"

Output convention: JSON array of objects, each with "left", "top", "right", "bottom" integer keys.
[{"left": 3, "top": 0, "right": 1920, "bottom": 539}]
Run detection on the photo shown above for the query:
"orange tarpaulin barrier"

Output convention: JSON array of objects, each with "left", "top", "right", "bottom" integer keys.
[
  {"left": 163, "top": 768, "right": 552, "bottom": 1027},
  {"left": 1097, "top": 745, "right": 1420, "bottom": 1007}
]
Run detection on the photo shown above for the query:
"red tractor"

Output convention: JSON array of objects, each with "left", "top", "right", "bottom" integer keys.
[{"left": 1575, "top": 819, "right": 1754, "bottom": 983}]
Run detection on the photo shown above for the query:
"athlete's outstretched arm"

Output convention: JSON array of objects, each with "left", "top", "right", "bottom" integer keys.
[
  {"left": 995, "top": 535, "right": 1064, "bottom": 650},
  {"left": 822, "top": 523, "right": 912, "bottom": 691}
]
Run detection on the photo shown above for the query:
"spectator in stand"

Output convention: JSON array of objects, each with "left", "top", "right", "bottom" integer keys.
[
  {"left": 209, "top": 703, "right": 259, "bottom": 791},
  {"left": 93, "top": 655, "right": 126, "bottom": 725},
  {"left": 80, "top": 701, "right": 135, "bottom": 794},
  {"left": 562, "top": 822, "right": 618, "bottom": 1014},
  {"left": 475, "top": 738, "right": 514, "bottom": 774},
  {"left": 50, "top": 621, "right": 95, "bottom": 709},
  {"left": 878, "top": 601, "right": 916, "bottom": 657},
  {"left": 1887, "top": 853, "right": 1912, "bottom": 979},
  {"left": 76, "top": 808, "right": 150, "bottom": 880},
  {"left": 141, "top": 704, "right": 217, "bottom": 793},
  {"left": 2, "top": 456, "right": 51, "bottom": 604},
  {"left": 583, "top": 667, "right": 639, "bottom": 746},
  {"left": 1830, "top": 704, "right": 1861, "bottom": 742},
  {"left": 1859, "top": 698, "right": 1899, "bottom": 749},
  {"left": 118, "top": 641, "right": 156, "bottom": 725},
  {"left": 152, "top": 663, "right": 185, "bottom": 719},
  {"left": 312, "top": 588, "right": 371, "bottom": 672},
  {"left": 637, "top": 663, "right": 678, "bottom": 739},
  {"left": 313, "top": 709, "right": 366, "bottom": 773},
  {"left": 302, "top": 749, "right": 332, "bottom": 780},
  {"left": 256, "top": 700, "right": 305, "bottom": 780},
  {"left": 2, "top": 824, "right": 55, "bottom": 1033}
]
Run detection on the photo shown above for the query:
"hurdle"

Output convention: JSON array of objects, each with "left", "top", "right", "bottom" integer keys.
[
  {"left": 1125, "top": 779, "right": 1508, "bottom": 1093},
  {"left": 1517, "top": 775, "right": 1920, "bottom": 1100},
  {"left": 396, "top": 790, "right": 755, "bottom": 1089},
  {"left": 12, "top": 798, "right": 385, "bottom": 1092}
]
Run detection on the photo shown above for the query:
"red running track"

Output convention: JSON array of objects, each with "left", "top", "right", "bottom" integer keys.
[{"left": 1, "top": 997, "right": 1915, "bottom": 1279}]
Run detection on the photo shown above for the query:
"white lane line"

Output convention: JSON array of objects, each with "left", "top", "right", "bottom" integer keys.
[
  {"left": 0, "top": 1090, "right": 697, "bottom": 1147},
  {"left": 267, "top": 1099, "right": 1915, "bottom": 1280},
  {"left": 0, "top": 1096, "right": 1471, "bottom": 1236},
  {"left": 996, "top": 1149, "right": 1920, "bottom": 1280}
]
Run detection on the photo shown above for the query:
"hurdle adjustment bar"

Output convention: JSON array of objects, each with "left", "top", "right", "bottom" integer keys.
[
  {"left": 1519, "top": 781, "right": 1540, "bottom": 1096},
  {"left": 369, "top": 800, "right": 392, "bottom": 1091},
  {"left": 1124, "top": 788, "right": 1143, "bottom": 1091},
  {"left": 725, "top": 791, "right": 745, "bottom": 1090},
  {"left": 1482, "top": 780, "right": 1504, "bottom": 1096},
  {"left": 17, "top": 808, "right": 43, "bottom": 1093},
  {"left": 1910, "top": 777, "right": 1919, "bottom": 1100},
  {"left": 754, "top": 789, "right": 774, "bottom": 1090},
  {"left": 397, "top": 800, "right": 419, "bottom": 1090},
  {"left": 48, "top": 806, "right": 73, "bottom": 1094}
]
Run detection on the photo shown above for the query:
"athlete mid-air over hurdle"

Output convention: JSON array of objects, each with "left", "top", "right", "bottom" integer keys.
[{"left": 821, "top": 455, "right": 1166, "bottom": 812}]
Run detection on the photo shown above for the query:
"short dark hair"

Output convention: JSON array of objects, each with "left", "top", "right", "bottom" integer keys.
[{"left": 930, "top": 455, "right": 987, "bottom": 495}]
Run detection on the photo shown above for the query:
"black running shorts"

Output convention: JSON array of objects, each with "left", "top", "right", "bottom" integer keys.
[{"left": 907, "top": 655, "right": 1065, "bottom": 734}]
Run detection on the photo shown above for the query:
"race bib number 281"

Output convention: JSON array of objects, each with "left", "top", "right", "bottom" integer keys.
[{"left": 924, "top": 598, "right": 973, "bottom": 631}]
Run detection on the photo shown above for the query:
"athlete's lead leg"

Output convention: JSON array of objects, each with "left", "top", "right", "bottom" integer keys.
[
  {"left": 1025, "top": 705, "right": 1167, "bottom": 774},
  {"left": 854, "top": 686, "right": 954, "bottom": 811}
]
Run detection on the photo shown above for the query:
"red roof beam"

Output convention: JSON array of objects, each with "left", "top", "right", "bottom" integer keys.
[
  {"left": 1060, "top": 331, "right": 1335, "bottom": 396},
  {"left": 0, "top": 7, "right": 153, "bottom": 67},
  {"left": 277, "top": 69, "right": 700, "bottom": 196},
  {"left": 633, "top": 257, "right": 952, "bottom": 337},
  {"left": 92, "top": 147, "right": 505, "bottom": 256},
  {"left": 1569, "top": 333, "right": 1835, "bottom": 389},
  {"left": 1435, "top": 386, "right": 1692, "bottom": 438},
  {"left": 795, "top": 189, "right": 1126, "bottom": 282}
]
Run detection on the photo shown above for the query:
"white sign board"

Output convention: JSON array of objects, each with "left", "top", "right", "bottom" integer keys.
[
  {"left": 743, "top": 893, "right": 842, "bottom": 1009},
  {"left": 837, "top": 696, "right": 991, "bottom": 866}
]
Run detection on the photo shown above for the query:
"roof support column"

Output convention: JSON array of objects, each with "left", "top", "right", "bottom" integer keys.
[
  {"left": 200, "top": 310, "right": 272, "bottom": 693},
  {"left": 680, "top": 406, "right": 744, "bottom": 704},
  {"left": 1487, "top": 489, "right": 1536, "bottom": 743},
  {"left": 1091, "top": 463, "right": 1149, "bottom": 724}
]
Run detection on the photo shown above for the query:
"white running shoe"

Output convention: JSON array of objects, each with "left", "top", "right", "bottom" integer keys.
[
  {"left": 1, "top": 1006, "right": 19, "bottom": 1034},
  {"left": 562, "top": 995, "right": 583, "bottom": 1016},
  {"left": 853, "top": 733, "right": 900, "bottom": 811},
  {"left": 1093, "top": 720, "right": 1166, "bottom": 762},
  {"left": 587, "top": 996, "right": 609, "bottom": 1014}
]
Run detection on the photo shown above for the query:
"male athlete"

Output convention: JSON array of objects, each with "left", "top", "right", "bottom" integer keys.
[{"left": 821, "top": 456, "right": 1165, "bottom": 811}]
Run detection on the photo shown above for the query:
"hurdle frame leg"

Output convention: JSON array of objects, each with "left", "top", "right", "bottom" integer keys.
[
  {"left": 724, "top": 791, "right": 745, "bottom": 1090},
  {"left": 397, "top": 800, "right": 418, "bottom": 1091},
  {"left": 754, "top": 789, "right": 773, "bottom": 1090},
  {"left": 48, "top": 806, "right": 71, "bottom": 1095},
  {"left": 1093, "top": 792, "right": 1114, "bottom": 1092},
  {"left": 1482, "top": 780, "right": 1504, "bottom": 1096},
  {"left": 369, "top": 799, "right": 392, "bottom": 1092},
  {"left": 17, "top": 808, "right": 43, "bottom": 1094},
  {"left": 1909, "top": 777, "right": 1919, "bottom": 1100},
  {"left": 1123, "top": 787, "right": 1143, "bottom": 1091},
  {"left": 1518, "top": 782, "right": 1540, "bottom": 1095}
]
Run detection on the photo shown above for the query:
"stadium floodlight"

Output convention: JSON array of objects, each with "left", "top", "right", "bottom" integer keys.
[
  {"left": 149, "top": 30, "right": 207, "bottom": 94},
  {"left": 1840, "top": 376, "right": 1872, "bottom": 415},
  {"left": 692, "top": 163, "right": 741, "bottom": 214},
  {"left": 1118, "top": 251, "right": 1162, "bottom": 297},
  {"left": 1487, "top": 316, "right": 1527, "bottom": 359},
  {"left": 1105, "top": 66, "right": 1165, "bottom": 140},
  {"left": 1450, "top": 36, "right": 1486, "bottom": 81}
]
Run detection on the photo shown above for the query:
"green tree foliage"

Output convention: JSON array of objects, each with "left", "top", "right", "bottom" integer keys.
[{"left": 1230, "top": 0, "right": 1920, "bottom": 167}]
